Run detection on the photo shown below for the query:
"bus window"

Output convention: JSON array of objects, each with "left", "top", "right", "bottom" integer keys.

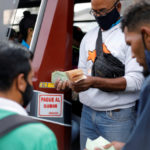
[
  {"left": 10, "top": 7, "right": 40, "bottom": 32},
  {"left": 0, "top": 0, "right": 42, "bottom": 52},
  {"left": 74, "top": 2, "right": 97, "bottom": 33},
  {"left": 0, "top": 0, "right": 20, "bottom": 41}
]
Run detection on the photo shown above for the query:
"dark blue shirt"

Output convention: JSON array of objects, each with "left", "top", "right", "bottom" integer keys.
[{"left": 123, "top": 75, "right": 150, "bottom": 150}]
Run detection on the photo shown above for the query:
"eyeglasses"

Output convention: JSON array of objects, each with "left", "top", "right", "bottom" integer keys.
[{"left": 90, "top": 0, "right": 119, "bottom": 17}]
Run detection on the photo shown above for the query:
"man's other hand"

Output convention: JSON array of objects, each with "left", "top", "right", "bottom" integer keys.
[
  {"left": 54, "top": 78, "right": 71, "bottom": 91},
  {"left": 72, "top": 76, "right": 94, "bottom": 92},
  {"left": 84, "top": 141, "right": 125, "bottom": 150},
  {"left": 103, "top": 141, "right": 125, "bottom": 150}
]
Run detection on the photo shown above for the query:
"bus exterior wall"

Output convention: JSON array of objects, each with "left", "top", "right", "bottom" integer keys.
[{"left": 32, "top": 0, "right": 74, "bottom": 150}]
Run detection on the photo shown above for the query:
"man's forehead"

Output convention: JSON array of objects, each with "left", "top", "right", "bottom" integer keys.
[
  {"left": 124, "top": 26, "right": 143, "bottom": 44},
  {"left": 124, "top": 27, "right": 133, "bottom": 41},
  {"left": 91, "top": 0, "right": 116, "bottom": 3},
  {"left": 125, "top": 25, "right": 142, "bottom": 35},
  {"left": 91, "top": 0, "right": 117, "bottom": 9},
  {"left": 124, "top": 27, "right": 135, "bottom": 37}
]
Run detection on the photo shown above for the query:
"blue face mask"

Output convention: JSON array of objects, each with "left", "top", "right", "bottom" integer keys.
[
  {"left": 142, "top": 32, "right": 150, "bottom": 76},
  {"left": 144, "top": 49, "right": 150, "bottom": 73}
]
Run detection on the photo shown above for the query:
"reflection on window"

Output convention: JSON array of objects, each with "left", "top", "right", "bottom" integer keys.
[
  {"left": 0, "top": 0, "right": 19, "bottom": 41},
  {"left": 0, "top": 0, "right": 40, "bottom": 43},
  {"left": 74, "top": 22, "right": 98, "bottom": 33},
  {"left": 74, "top": 3, "right": 94, "bottom": 21},
  {"left": 4, "top": 7, "right": 39, "bottom": 32}
]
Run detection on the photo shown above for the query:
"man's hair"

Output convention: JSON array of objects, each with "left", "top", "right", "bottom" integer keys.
[
  {"left": 19, "top": 11, "right": 37, "bottom": 41},
  {"left": 0, "top": 41, "right": 32, "bottom": 91},
  {"left": 121, "top": 2, "right": 150, "bottom": 32}
]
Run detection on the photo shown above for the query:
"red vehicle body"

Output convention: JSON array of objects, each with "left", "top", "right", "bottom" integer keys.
[
  {"left": 29, "top": 0, "right": 89, "bottom": 150},
  {"left": 32, "top": 0, "right": 73, "bottom": 149}
]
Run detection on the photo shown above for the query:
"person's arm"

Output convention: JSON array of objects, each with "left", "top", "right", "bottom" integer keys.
[
  {"left": 72, "top": 76, "right": 126, "bottom": 92},
  {"left": 73, "top": 46, "right": 144, "bottom": 93},
  {"left": 55, "top": 33, "right": 144, "bottom": 93},
  {"left": 123, "top": 46, "right": 144, "bottom": 92}
]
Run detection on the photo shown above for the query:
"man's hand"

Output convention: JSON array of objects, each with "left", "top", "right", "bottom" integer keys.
[
  {"left": 54, "top": 76, "right": 94, "bottom": 92},
  {"left": 85, "top": 141, "right": 125, "bottom": 150},
  {"left": 103, "top": 141, "right": 125, "bottom": 150},
  {"left": 72, "top": 76, "right": 94, "bottom": 92},
  {"left": 54, "top": 78, "right": 71, "bottom": 91}
]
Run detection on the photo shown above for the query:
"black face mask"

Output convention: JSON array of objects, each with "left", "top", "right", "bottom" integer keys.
[
  {"left": 95, "top": 7, "right": 120, "bottom": 30},
  {"left": 20, "top": 81, "right": 34, "bottom": 107}
]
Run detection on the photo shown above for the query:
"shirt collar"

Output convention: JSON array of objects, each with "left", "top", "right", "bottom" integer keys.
[
  {"left": 110, "top": 18, "right": 121, "bottom": 29},
  {"left": 0, "top": 97, "right": 28, "bottom": 116},
  {"left": 21, "top": 40, "right": 30, "bottom": 49}
]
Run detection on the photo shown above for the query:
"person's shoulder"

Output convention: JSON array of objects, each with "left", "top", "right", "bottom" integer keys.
[
  {"left": 142, "top": 75, "right": 150, "bottom": 90},
  {"left": 86, "top": 26, "right": 99, "bottom": 35},
  {"left": 23, "top": 122, "right": 55, "bottom": 137},
  {"left": 0, "top": 109, "right": 17, "bottom": 119},
  {"left": 103, "top": 23, "right": 129, "bottom": 51},
  {"left": 8, "top": 121, "right": 56, "bottom": 143},
  {"left": 23, "top": 123, "right": 57, "bottom": 148},
  {"left": 108, "top": 23, "right": 124, "bottom": 38},
  {"left": 7, "top": 122, "right": 57, "bottom": 150}
]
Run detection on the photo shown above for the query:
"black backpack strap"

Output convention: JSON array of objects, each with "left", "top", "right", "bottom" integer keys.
[
  {"left": 0, "top": 114, "right": 39, "bottom": 138},
  {"left": 92, "top": 29, "right": 103, "bottom": 76},
  {"left": 95, "top": 28, "right": 103, "bottom": 56}
]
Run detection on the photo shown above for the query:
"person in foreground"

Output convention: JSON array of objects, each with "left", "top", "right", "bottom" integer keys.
[
  {"left": 95, "top": 2, "right": 150, "bottom": 150},
  {"left": 0, "top": 41, "right": 58, "bottom": 150},
  {"left": 55, "top": 0, "right": 144, "bottom": 149}
]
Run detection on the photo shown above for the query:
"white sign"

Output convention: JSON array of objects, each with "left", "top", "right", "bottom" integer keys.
[{"left": 38, "top": 94, "right": 64, "bottom": 117}]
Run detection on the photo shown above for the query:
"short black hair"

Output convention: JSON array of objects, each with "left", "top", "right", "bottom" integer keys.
[
  {"left": 121, "top": 2, "right": 150, "bottom": 32},
  {"left": 19, "top": 11, "right": 37, "bottom": 41},
  {"left": 0, "top": 41, "right": 32, "bottom": 91}
]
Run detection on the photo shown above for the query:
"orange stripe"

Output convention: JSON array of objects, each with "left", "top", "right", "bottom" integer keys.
[{"left": 103, "top": 44, "right": 111, "bottom": 54}]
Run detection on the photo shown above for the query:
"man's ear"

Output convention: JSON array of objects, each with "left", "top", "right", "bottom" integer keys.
[
  {"left": 16, "top": 73, "right": 26, "bottom": 92},
  {"left": 27, "top": 28, "right": 33, "bottom": 36},
  {"left": 141, "top": 26, "right": 150, "bottom": 49},
  {"left": 116, "top": 2, "right": 121, "bottom": 13}
]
